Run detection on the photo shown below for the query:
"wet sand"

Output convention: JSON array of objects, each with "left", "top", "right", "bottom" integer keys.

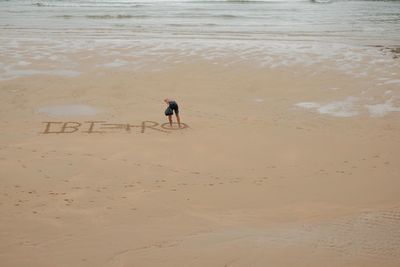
[{"left": 0, "top": 56, "right": 400, "bottom": 266}]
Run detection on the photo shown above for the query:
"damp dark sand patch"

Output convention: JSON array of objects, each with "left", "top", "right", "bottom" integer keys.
[
  {"left": 379, "top": 46, "right": 400, "bottom": 59},
  {"left": 388, "top": 47, "right": 400, "bottom": 59},
  {"left": 37, "top": 105, "right": 99, "bottom": 117}
]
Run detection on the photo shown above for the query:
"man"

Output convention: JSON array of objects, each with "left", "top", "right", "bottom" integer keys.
[{"left": 164, "top": 98, "right": 181, "bottom": 128}]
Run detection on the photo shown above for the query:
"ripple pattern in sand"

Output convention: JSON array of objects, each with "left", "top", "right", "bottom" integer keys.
[{"left": 253, "top": 208, "right": 400, "bottom": 262}]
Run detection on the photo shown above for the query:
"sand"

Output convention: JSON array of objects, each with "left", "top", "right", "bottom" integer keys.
[{"left": 0, "top": 57, "right": 400, "bottom": 267}]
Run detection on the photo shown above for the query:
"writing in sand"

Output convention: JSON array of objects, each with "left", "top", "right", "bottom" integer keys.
[{"left": 41, "top": 121, "right": 188, "bottom": 134}]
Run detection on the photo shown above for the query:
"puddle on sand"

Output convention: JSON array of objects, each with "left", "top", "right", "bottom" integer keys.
[{"left": 38, "top": 105, "right": 98, "bottom": 117}]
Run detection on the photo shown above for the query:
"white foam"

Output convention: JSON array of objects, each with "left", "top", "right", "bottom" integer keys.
[
  {"left": 101, "top": 59, "right": 129, "bottom": 68},
  {"left": 295, "top": 102, "right": 320, "bottom": 109},
  {"left": 296, "top": 97, "right": 359, "bottom": 117},
  {"left": 384, "top": 90, "right": 393, "bottom": 96},
  {"left": 17, "top": 61, "right": 31, "bottom": 66},
  {"left": 0, "top": 68, "right": 80, "bottom": 80},
  {"left": 365, "top": 101, "right": 400, "bottom": 118},
  {"left": 38, "top": 105, "right": 98, "bottom": 117},
  {"left": 384, "top": 79, "right": 400, "bottom": 85}
]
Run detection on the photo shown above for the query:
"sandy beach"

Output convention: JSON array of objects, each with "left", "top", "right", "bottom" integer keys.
[
  {"left": 1, "top": 0, "right": 400, "bottom": 266},
  {"left": 1, "top": 53, "right": 400, "bottom": 266}
]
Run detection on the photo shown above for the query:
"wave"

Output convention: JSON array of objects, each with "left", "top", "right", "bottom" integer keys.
[
  {"left": 32, "top": 2, "right": 146, "bottom": 8},
  {"left": 56, "top": 15, "right": 74, "bottom": 19},
  {"left": 85, "top": 15, "right": 146, "bottom": 19}
]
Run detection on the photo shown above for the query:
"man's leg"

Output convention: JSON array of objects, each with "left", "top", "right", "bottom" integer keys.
[
  {"left": 176, "top": 114, "right": 181, "bottom": 128},
  {"left": 168, "top": 115, "right": 172, "bottom": 126}
]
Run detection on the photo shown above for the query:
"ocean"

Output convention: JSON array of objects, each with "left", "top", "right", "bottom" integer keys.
[
  {"left": 1, "top": 0, "right": 399, "bottom": 45},
  {"left": 0, "top": 0, "right": 399, "bottom": 82}
]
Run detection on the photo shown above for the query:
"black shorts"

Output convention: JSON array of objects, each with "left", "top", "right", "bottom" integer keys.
[{"left": 165, "top": 101, "right": 179, "bottom": 116}]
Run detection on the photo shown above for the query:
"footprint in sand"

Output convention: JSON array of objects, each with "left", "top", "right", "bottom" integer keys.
[{"left": 64, "top": 199, "right": 74, "bottom": 205}]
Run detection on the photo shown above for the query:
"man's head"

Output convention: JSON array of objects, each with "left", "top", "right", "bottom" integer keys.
[{"left": 164, "top": 98, "right": 170, "bottom": 104}]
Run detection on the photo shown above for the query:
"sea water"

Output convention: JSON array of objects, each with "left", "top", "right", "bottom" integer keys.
[
  {"left": 1, "top": 0, "right": 399, "bottom": 45},
  {"left": 1, "top": 0, "right": 399, "bottom": 68}
]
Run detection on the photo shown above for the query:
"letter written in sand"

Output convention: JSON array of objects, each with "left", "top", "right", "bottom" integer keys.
[
  {"left": 42, "top": 121, "right": 81, "bottom": 134},
  {"left": 124, "top": 121, "right": 169, "bottom": 133},
  {"left": 161, "top": 122, "right": 188, "bottom": 130},
  {"left": 140, "top": 121, "right": 168, "bottom": 134},
  {"left": 83, "top": 121, "right": 106, "bottom": 134}
]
